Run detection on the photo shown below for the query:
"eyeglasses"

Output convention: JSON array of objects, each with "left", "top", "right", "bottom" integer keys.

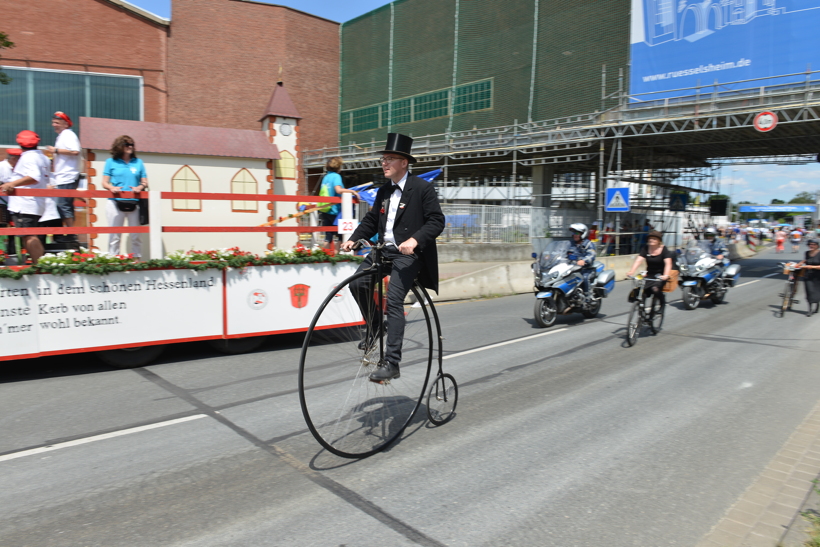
[
  {"left": 380, "top": 156, "right": 400, "bottom": 164},
  {"left": 124, "top": 143, "right": 134, "bottom": 147}
]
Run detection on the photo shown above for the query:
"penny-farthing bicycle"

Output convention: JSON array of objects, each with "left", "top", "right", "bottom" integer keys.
[{"left": 298, "top": 241, "right": 458, "bottom": 458}]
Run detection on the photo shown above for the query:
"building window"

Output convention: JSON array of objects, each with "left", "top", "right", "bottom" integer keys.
[
  {"left": 453, "top": 80, "right": 492, "bottom": 114},
  {"left": 275, "top": 150, "right": 296, "bottom": 179},
  {"left": 340, "top": 78, "right": 493, "bottom": 134},
  {"left": 171, "top": 165, "right": 201, "bottom": 211},
  {"left": 413, "top": 90, "right": 449, "bottom": 121},
  {"left": 231, "top": 168, "right": 258, "bottom": 212},
  {"left": 0, "top": 67, "right": 142, "bottom": 145},
  {"left": 351, "top": 105, "right": 380, "bottom": 133}
]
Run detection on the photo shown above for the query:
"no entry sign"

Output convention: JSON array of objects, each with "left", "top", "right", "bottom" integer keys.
[{"left": 753, "top": 111, "right": 778, "bottom": 132}]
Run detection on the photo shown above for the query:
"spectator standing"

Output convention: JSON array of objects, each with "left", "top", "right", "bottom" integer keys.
[
  {"left": 790, "top": 227, "right": 802, "bottom": 253},
  {"left": 0, "top": 149, "right": 21, "bottom": 257},
  {"left": 101, "top": 135, "right": 147, "bottom": 257},
  {"left": 317, "top": 156, "right": 358, "bottom": 253},
  {"left": 0, "top": 131, "right": 49, "bottom": 264},
  {"left": 796, "top": 239, "right": 820, "bottom": 317},
  {"left": 44, "top": 112, "right": 81, "bottom": 241},
  {"left": 775, "top": 227, "right": 786, "bottom": 253}
]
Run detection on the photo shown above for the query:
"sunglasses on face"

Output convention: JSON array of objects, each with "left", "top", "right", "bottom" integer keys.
[{"left": 124, "top": 143, "right": 134, "bottom": 147}]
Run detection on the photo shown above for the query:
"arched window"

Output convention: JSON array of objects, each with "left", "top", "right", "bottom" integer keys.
[
  {"left": 171, "top": 165, "right": 201, "bottom": 211},
  {"left": 231, "top": 168, "right": 258, "bottom": 212},
  {"left": 275, "top": 150, "right": 296, "bottom": 179}
]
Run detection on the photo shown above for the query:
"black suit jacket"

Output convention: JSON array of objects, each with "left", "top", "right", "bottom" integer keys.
[{"left": 350, "top": 174, "right": 445, "bottom": 292}]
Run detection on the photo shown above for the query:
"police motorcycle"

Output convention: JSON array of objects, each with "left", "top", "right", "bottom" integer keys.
[
  {"left": 531, "top": 239, "right": 616, "bottom": 328},
  {"left": 677, "top": 235, "right": 741, "bottom": 310}
]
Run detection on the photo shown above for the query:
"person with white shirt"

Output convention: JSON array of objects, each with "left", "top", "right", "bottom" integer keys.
[
  {"left": 0, "top": 131, "right": 50, "bottom": 264},
  {"left": 0, "top": 148, "right": 21, "bottom": 227},
  {"left": 45, "top": 111, "right": 81, "bottom": 239},
  {"left": 341, "top": 133, "right": 444, "bottom": 382}
]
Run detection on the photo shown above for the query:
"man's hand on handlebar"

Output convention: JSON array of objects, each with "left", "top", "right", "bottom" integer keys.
[{"left": 340, "top": 239, "right": 356, "bottom": 252}]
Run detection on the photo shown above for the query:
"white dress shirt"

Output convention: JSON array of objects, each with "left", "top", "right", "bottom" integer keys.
[{"left": 383, "top": 172, "right": 408, "bottom": 246}]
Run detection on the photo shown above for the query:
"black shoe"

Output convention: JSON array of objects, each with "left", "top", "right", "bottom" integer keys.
[{"left": 369, "top": 361, "right": 400, "bottom": 382}]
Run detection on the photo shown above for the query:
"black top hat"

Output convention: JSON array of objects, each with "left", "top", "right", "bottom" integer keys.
[{"left": 379, "top": 133, "right": 416, "bottom": 164}]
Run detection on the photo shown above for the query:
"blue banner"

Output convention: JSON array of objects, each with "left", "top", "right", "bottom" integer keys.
[
  {"left": 630, "top": 0, "right": 820, "bottom": 99},
  {"left": 738, "top": 205, "right": 816, "bottom": 213}
]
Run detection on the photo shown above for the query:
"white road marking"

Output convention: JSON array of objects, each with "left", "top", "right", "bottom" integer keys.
[
  {"left": 0, "top": 414, "right": 207, "bottom": 463},
  {"left": 735, "top": 272, "right": 778, "bottom": 288},
  {"left": 444, "top": 328, "right": 568, "bottom": 360}
]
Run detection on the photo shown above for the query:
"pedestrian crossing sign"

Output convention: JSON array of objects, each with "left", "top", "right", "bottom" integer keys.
[
  {"left": 605, "top": 188, "right": 630, "bottom": 212},
  {"left": 669, "top": 193, "right": 688, "bottom": 211}
]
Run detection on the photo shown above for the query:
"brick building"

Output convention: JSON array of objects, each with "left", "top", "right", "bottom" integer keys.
[{"left": 1, "top": 0, "right": 340, "bottom": 195}]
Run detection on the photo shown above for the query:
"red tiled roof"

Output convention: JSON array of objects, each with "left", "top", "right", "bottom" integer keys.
[
  {"left": 259, "top": 82, "right": 302, "bottom": 121},
  {"left": 79, "top": 118, "right": 280, "bottom": 160}
]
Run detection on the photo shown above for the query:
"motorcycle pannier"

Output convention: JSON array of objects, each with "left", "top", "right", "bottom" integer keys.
[{"left": 594, "top": 269, "right": 616, "bottom": 297}]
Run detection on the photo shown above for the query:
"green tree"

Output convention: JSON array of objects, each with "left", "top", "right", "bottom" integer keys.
[
  {"left": 770, "top": 198, "right": 785, "bottom": 204},
  {"left": 0, "top": 31, "right": 14, "bottom": 85},
  {"left": 789, "top": 191, "right": 816, "bottom": 204},
  {"left": 708, "top": 194, "right": 730, "bottom": 203}
]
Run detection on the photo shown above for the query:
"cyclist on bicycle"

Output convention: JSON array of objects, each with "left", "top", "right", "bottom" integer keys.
[
  {"left": 340, "top": 133, "right": 444, "bottom": 382},
  {"left": 625, "top": 230, "right": 673, "bottom": 308},
  {"left": 568, "top": 223, "right": 597, "bottom": 299}
]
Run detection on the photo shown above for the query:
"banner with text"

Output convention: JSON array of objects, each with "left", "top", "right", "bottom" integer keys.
[{"left": 630, "top": 0, "right": 820, "bottom": 99}]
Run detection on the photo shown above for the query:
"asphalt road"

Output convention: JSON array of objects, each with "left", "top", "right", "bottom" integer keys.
[{"left": 2, "top": 245, "right": 819, "bottom": 547}]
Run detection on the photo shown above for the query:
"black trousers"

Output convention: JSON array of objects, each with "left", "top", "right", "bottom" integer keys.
[{"left": 349, "top": 245, "right": 421, "bottom": 366}]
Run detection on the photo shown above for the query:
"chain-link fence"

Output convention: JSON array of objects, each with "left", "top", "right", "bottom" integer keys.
[{"left": 439, "top": 204, "right": 598, "bottom": 243}]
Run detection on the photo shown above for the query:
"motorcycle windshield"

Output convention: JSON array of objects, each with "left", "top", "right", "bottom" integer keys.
[
  {"left": 539, "top": 240, "right": 572, "bottom": 270},
  {"left": 680, "top": 241, "right": 711, "bottom": 265}
]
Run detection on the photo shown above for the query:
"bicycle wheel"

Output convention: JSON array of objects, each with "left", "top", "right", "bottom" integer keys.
[
  {"left": 299, "top": 270, "right": 433, "bottom": 458},
  {"left": 427, "top": 373, "right": 458, "bottom": 425},
  {"left": 626, "top": 300, "right": 640, "bottom": 346},
  {"left": 778, "top": 281, "right": 792, "bottom": 317},
  {"left": 649, "top": 296, "right": 664, "bottom": 334}
]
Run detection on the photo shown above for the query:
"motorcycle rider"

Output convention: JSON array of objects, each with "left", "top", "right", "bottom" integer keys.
[
  {"left": 568, "top": 223, "right": 597, "bottom": 300},
  {"left": 703, "top": 227, "right": 729, "bottom": 267}
]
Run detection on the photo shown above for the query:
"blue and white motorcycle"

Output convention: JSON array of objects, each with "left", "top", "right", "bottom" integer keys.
[
  {"left": 677, "top": 240, "right": 741, "bottom": 310},
  {"left": 531, "top": 240, "right": 616, "bottom": 328}
]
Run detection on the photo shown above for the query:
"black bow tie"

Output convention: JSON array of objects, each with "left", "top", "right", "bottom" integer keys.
[{"left": 392, "top": 184, "right": 402, "bottom": 194}]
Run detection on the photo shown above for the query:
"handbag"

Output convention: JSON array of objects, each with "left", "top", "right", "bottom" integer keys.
[
  {"left": 663, "top": 269, "right": 679, "bottom": 293},
  {"left": 115, "top": 200, "right": 138, "bottom": 212},
  {"left": 139, "top": 198, "right": 149, "bottom": 225}
]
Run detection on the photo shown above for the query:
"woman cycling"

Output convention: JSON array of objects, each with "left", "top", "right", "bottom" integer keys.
[{"left": 625, "top": 230, "right": 673, "bottom": 309}]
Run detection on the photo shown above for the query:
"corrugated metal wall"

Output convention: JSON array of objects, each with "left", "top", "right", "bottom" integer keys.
[{"left": 340, "top": 0, "right": 629, "bottom": 144}]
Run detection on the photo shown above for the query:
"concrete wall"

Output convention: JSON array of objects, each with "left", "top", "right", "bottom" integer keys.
[
  {"left": 438, "top": 243, "right": 533, "bottom": 263},
  {"left": 433, "top": 254, "right": 640, "bottom": 302}
]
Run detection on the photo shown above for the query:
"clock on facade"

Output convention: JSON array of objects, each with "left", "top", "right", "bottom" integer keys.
[{"left": 279, "top": 122, "right": 292, "bottom": 136}]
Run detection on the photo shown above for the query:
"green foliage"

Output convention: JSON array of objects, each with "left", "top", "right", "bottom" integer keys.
[
  {"left": 789, "top": 191, "right": 817, "bottom": 204},
  {"left": 707, "top": 194, "right": 729, "bottom": 203},
  {"left": 0, "top": 247, "right": 363, "bottom": 280},
  {"left": 0, "top": 31, "right": 15, "bottom": 86},
  {"left": 771, "top": 198, "right": 786, "bottom": 204}
]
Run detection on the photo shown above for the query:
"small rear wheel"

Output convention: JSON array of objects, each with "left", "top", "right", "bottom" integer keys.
[
  {"left": 534, "top": 297, "right": 557, "bottom": 328},
  {"left": 426, "top": 373, "right": 458, "bottom": 425},
  {"left": 779, "top": 282, "right": 792, "bottom": 317},
  {"left": 626, "top": 301, "right": 640, "bottom": 347}
]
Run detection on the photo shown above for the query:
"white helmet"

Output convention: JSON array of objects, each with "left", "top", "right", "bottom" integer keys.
[
  {"left": 569, "top": 223, "right": 588, "bottom": 239},
  {"left": 704, "top": 227, "right": 718, "bottom": 238}
]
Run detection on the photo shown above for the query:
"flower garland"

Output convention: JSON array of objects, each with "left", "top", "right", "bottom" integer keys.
[{"left": 0, "top": 245, "right": 362, "bottom": 280}]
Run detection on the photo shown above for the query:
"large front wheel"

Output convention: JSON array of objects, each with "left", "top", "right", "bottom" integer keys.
[
  {"left": 682, "top": 285, "right": 700, "bottom": 310},
  {"left": 534, "top": 297, "right": 558, "bottom": 328},
  {"left": 299, "top": 270, "right": 433, "bottom": 458}
]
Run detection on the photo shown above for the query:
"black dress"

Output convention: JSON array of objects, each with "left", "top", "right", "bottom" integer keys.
[{"left": 804, "top": 250, "right": 820, "bottom": 304}]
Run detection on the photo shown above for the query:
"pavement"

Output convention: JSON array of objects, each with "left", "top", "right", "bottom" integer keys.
[{"left": 440, "top": 242, "right": 820, "bottom": 547}]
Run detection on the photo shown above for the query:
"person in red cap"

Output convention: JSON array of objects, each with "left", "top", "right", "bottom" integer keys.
[
  {"left": 45, "top": 111, "right": 82, "bottom": 239},
  {"left": 0, "top": 131, "right": 50, "bottom": 264}
]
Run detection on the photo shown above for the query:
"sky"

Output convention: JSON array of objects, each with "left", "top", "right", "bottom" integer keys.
[
  {"left": 124, "top": 0, "right": 387, "bottom": 22},
  {"left": 123, "top": 0, "right": 820, "bottom": 205}
]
